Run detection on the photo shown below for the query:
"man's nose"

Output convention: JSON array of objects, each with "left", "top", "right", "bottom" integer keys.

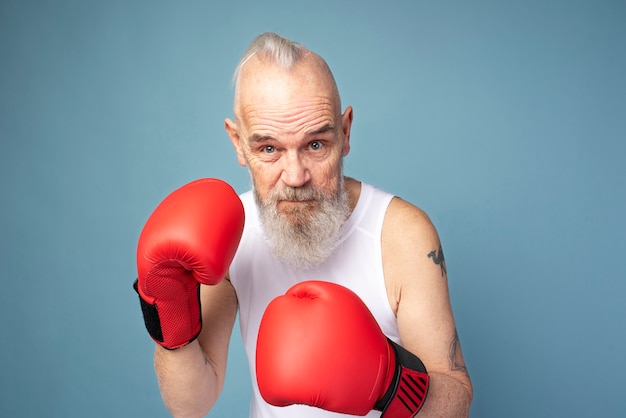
[{"left": 280, "top": 151, "right": 311, "bottom": 188}]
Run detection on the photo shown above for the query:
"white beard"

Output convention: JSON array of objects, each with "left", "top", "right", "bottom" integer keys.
[{"left": 254, "top": 175, "right": 350, "bottom": 270}]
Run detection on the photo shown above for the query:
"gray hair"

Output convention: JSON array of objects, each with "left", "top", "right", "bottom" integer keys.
[
  {"left": 231, "top": 32, "right": 341, "bottom": 113},
  {"left": 231, "top": 32, "right": 308, "bottom": 88}
]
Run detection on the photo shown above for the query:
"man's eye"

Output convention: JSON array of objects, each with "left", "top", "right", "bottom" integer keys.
[
  {"left": 262, "top": 145, "right": 276, "bottom": 153},
  {"left": 309, "top": 141, "right": 323, "bottom": 151}
]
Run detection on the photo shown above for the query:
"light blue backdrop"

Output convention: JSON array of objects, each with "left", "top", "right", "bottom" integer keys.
[{"left": 1, "top": 1, "right": 624, "bottom": 417}]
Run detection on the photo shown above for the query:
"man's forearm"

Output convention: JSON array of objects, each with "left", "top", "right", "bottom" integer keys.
[
  {"left": 417, "top": 372, "right": 473, "bottom": 417},
  {"left": 154, "top": 341, "right": 219, "bottom": 418}
]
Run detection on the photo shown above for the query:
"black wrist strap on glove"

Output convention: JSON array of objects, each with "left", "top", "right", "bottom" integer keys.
[
  {"left": 133, "top": 279, "right": 164, "bottom": 343},
  {"left": 375, "top": 339, "right": 430, "bottom": 417},
  {"left": 132, "top": 278, "right": 202, "bottom": 350}
]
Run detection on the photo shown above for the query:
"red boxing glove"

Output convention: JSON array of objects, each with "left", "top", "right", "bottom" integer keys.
[
  {"left": 256, "top": 281, "right": 429, "bottom": 417},
  {"left": 135, "top": 178, "right": 244, "bottom": 349}
]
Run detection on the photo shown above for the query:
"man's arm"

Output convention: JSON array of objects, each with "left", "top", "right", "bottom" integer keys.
[
  {"left": 383, "top": 197, "right": 473, "bottom": 417},
  {"left": 155, "top": 278, "right": 238, "bottom": 417}
]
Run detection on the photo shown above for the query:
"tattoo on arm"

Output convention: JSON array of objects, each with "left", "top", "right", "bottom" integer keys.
[
  {"left": 427, "top": 245, "right": 447, "bottom": 276},
  {"left": 449, "top": 329, "right": 468, "bottom": 373}
]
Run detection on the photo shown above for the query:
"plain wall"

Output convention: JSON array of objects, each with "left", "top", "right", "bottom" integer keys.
[{"left": 1, "top": 0, "right": 624, "bottom": 417}]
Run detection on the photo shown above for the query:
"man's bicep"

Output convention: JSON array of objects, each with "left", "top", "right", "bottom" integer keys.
[
  {"left": 383, "top": 198, "right": 469, "bottom": 382},
  {"left": 395, "top": 236, "right": 472, "bottom": 398},
  {"left": 396, "top": 272, "right": 462, "bottom": 373}
]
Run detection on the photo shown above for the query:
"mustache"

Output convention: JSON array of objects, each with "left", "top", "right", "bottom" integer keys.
[{"left": 269, "top": 186, "right": 323, "bottom": 202}]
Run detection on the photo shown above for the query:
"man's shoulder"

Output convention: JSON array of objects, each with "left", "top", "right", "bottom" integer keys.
[
  {"left": 383, "top": 196, "right": 438, "bottom": 243},
  {"left": 354, "top": 180, "right": 434, "bottom": 236}
]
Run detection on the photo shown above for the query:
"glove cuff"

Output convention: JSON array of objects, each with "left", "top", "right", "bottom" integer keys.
[
  {"left": 375, "top": 339, "right": 430, "bottom": 417},
  {"left": 133, "top": 279, "right": 201, "bottom": 350}
]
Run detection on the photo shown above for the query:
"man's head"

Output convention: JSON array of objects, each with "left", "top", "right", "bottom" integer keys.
[{"left": 225, "top": 32, "right": 354, "bottom": 269}]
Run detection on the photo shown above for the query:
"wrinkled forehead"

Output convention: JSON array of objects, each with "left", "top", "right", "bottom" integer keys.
[{"left": 234, "top": 54, "right": 341, "bottom": 120}]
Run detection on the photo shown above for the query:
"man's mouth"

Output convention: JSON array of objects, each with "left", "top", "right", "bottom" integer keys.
[
  {"left": 278, "top": 199, "right": 313, "bottom": 206},
  {"left": 277, "top": 199, "right": 316, "bottom": 212}
]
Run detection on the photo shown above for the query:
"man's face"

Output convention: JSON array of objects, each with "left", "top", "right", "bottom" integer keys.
[{"left": 226, "top": 57, "right": 353, "bottom": 267}]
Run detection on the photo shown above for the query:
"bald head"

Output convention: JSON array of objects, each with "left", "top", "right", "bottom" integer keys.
[{"left": 232, "top": 33, "right": 341, "bottom": 120}]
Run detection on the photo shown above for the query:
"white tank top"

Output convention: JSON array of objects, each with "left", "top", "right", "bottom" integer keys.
[{"left": 229, "top": 182, "right": 399, "bottom": 418}]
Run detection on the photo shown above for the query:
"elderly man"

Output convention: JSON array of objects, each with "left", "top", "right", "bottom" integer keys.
[{"left": 135, "top": 32, "right": 472, "bottom": 417}]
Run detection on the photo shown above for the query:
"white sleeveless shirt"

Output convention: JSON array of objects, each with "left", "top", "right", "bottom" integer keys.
[{"left": 229, "top": 182, "right": 400, "bottom": 418}]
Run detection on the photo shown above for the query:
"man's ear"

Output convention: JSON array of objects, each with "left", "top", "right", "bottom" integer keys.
[
  {"left": 340, "top": 106, "right": 353, "bottom": 157},
  {"left": 225, "top": 118, "right": 247, "bottom": 167}
]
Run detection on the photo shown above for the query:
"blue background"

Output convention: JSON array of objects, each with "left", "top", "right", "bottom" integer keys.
[{"left": 1, "top": 1, "right": 624, "bottom": 417}]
